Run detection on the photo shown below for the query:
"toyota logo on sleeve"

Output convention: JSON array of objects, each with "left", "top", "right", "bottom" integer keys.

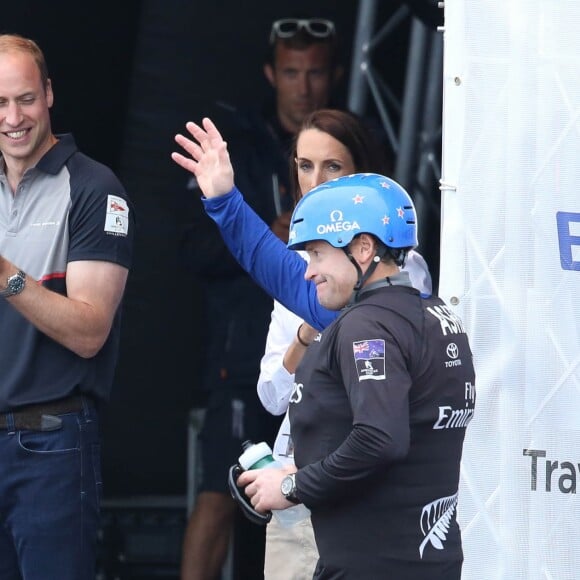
[
  {"left": 445, "top": 343, "right": 462, "bottom": 367},
  {"left": 446, "top": 343, "right": 459, "bottom": 359}
]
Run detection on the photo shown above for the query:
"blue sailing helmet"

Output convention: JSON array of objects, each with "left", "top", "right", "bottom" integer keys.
[{"left": 287, "top": 173, "right": 418, "bottom": 251}]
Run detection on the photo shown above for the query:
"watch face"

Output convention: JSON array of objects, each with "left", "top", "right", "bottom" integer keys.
[
  {"left": 281, "top": 475, "right": 294, "bottom": 496},
  {"left": 1, "top": 271, "right": 25, "bottom": 297},
  {"left": 9, "top": 276, "right": 25, "bottom": 293}
]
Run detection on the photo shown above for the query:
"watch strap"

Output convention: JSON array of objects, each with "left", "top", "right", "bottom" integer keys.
[{"left": 281, "top": 473, "right": 300, "bottom": 504}]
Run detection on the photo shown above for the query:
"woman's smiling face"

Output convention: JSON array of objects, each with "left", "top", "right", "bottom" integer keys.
[{"left": 295, "top": 127, "right": 356, "bottom": 197}]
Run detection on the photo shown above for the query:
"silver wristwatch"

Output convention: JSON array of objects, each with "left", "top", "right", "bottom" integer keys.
[
  {"left": 280, "top": 473, "right": 300, "bottom": 504},
  {"left": 0, "top": 270, "right": 26, "bottom": 298}
]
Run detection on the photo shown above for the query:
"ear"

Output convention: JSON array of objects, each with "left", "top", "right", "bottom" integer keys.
[
  {"left": 350, "top": 234, "right": 375, "bottom": 265},
  {"left": 359, "top": 234, "right": 377, "bottom": 263},
  {"left": 46, "top": 78, "right": 54, "bottom": 108},
  {"left": 333, "top": 64, "right": 344, "bottom": 85},
  {"left": 263, "top": 63, "right": 276, "bottom": 88}
]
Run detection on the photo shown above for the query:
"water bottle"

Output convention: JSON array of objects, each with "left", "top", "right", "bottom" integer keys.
[{"left": 238, "top": 440, "right": 310, "bottom": 528}]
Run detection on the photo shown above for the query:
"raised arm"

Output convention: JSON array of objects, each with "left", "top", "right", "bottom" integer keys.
[{"left": 172, "top": 118, "right": 336, "bottom": 330}]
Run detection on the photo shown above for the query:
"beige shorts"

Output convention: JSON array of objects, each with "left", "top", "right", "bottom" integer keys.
[{"left": 264, "top": 515, "right": 318, "bottom": 579}]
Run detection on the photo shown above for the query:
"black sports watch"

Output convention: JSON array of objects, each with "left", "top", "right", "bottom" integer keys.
[
  {"left": 280, "top": 473, "right": 300, "bottom": 504},
  {"left": 0, "top": 270, "right": 26, "bottom": 298}
]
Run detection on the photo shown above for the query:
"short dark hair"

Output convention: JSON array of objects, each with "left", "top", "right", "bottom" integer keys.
[{"left": 267, "top": 20, "right": 339, "bottom": 68}]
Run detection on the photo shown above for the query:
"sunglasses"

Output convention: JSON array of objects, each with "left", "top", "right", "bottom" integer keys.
[{"left": 270, "top": 18, "right": 336, "bottom": 44}]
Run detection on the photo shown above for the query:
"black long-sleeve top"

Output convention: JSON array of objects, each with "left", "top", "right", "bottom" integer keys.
[{"left": 290, "top": 282, "right": 476, "bottom": 578}]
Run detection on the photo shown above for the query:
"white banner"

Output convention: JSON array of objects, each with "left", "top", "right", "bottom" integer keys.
[{"left": 440, "top": 1, "right": 580, "bottom": 578}]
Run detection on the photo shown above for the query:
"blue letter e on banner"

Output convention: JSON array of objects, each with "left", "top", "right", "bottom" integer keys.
[{"left": 557, "top": 211, "right": 580, "bottom": 271}]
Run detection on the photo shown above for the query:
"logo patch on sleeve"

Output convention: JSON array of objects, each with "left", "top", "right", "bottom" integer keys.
[
  {"left": 105, "top": 195, "right": 129, "bottom": 236},
  {"left": 352, "top": 339, "right": 386, "bottom": 381}
]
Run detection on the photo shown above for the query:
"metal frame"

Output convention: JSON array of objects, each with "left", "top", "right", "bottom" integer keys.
[{"left": 347, "top": 0, "right": 444, "bottom": 283}]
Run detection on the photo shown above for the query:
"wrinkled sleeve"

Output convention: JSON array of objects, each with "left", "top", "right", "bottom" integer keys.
[
  {"left": 202, "top": 187, "right": 337, "bottom": 330},
  {"left": 257, "top": 300, "right": 302, "bottom": 415}
]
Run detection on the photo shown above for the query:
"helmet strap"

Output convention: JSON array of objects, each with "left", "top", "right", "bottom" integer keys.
[{"left": 344, "top": 244, "right": 388, "bottom": 305}]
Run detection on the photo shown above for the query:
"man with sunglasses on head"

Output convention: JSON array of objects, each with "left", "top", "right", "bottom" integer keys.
[
  {"left": 179, "top": 15, "right": 343, "bottom": 580},
  {"left": 265, "top": 18, "right": 341, "bottom": 140}
]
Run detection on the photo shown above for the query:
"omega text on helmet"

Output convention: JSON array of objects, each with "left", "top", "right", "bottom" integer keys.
[{"left": 317, "top": 220, "right": 361, "bottom": 235}]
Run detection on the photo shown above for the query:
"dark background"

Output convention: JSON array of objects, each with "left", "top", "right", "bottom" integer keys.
[{"left": 3, "top": 0, "right": 440, "bottom": 500}]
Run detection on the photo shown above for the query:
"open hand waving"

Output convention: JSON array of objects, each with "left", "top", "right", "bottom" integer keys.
[{"left": 171, "top": 117, "right": 234, "bottom": 198}]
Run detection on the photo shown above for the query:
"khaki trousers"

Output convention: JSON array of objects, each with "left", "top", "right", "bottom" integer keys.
[{"left": 264, "top": 515, "right": 318, "bottom": 579}]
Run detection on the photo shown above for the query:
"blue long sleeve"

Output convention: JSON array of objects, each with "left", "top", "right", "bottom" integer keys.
[{"left": 202, "top": 187, "right": 337, "bottom": 331}]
